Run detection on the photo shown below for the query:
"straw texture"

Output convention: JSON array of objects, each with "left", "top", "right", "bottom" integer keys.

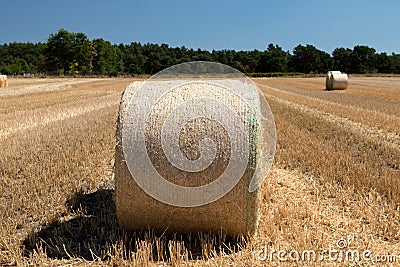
[{"left": 114, "top": 80, "right": 262, "bottom": 237}]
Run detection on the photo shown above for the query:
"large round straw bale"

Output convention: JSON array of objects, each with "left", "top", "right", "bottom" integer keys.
[{"left": 114, "top": 67, "right": 275, "bottom": 237}]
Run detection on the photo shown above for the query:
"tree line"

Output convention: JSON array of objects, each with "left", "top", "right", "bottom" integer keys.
[{"left": 1, "top": 29, "right": 400, "bottom": 76}]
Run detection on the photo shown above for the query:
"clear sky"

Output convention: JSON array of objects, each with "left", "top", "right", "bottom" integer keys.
[{"left": 1, "top": 0, "right": 399, "bottom": 54}]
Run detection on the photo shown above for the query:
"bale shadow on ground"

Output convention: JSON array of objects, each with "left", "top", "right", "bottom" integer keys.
[{"left": 22, "top": 188, "right": 244, "bottom": 262}]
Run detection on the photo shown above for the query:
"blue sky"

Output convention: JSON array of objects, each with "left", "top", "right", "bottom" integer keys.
[{"left": 1, "top": 0, "right": 399, "bottom": 54}]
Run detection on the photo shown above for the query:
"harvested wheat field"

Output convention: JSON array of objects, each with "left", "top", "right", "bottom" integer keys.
[{"left": 0, "top": 77, "right": 399, "bottom": 266}]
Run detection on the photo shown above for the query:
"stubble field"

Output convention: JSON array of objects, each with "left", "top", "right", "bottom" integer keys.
[{"left": 0, "top": 76, "right": 399, "bottom": 266}]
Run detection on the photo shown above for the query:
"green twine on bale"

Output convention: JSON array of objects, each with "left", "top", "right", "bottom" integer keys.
[{"left": 246, "top": 112, "right": 261, "bottom": 234}]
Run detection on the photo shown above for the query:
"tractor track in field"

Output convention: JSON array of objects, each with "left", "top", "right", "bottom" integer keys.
[
  {"left": 0, "top": 98, "right": 119, "bottom": 139},
  {"left": 256, "top": 82, "right": 400, "bottom": 152},
  {"left": 0, "top": 78, "right": 104, "bottom": 97}
]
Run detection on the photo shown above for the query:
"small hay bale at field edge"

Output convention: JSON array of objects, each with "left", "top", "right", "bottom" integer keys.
[
  {"left": 114, "top": 80, "right": 264, "bottom": 237},
  {"left": 0, "top": 75, "right": 8, "bottom": 88}
]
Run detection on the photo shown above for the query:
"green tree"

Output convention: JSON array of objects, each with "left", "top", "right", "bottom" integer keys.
[
  {"left": 0, "top": 42, "right": 46, "bottom": 74},
  {"left": 6, "top": 58, "right": 29, "bottom": 74},
  {"left": 121, "top": 42, "right": 148, "bottom": 74},
  {"left": 45, "top": 29, "right": 91, "bottom": 75},
  {"left": 92, "top": 38, "right": 124, "bottom": 75},
  {"left": 71, "top": 32, "right": 91, "bottom": 73},
  {"left": 257, "top": 43, "right": 289, "bottom": 72},
  {"left": 46, "top": 29, "right": 73, "bottom": 74},
  {"left": 143, "top": 43, "right": 162, "bottom": 74},
  {"left": 332, "top": 47, "right": 351, "bottom": 72},
  {"left": 375, "top": 52, "right": 391, "bottom": 73},
  {"left": 389, "top": 53, "right": 400, "bottom": 73},
  {"left": 174, "top": 46, "right": 191, "bottom": 64},
  {"left": 289, "top": 44, "right": 329, "bottom": 73},
  {"left": 192, "top": 48, "right": 212, "bottom": 62},
  {"left": 319, "top": 50, "right": 333, "bottom": 73},
  {"left": 349, "top": 45, "right": 376, "bottom": 73}
]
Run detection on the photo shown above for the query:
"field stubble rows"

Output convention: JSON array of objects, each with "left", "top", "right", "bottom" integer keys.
[{"left": 0, "top": 77, "right": 399, "bottom": 266}]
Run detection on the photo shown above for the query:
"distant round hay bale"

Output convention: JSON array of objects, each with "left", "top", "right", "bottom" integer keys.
[
  {"left": 330, "top": 72, "right": 348, "bottom": 90},
  {"left": 114, "top": 63, "right": 275, "bottom": 237},
  {"left": 0, "top": 75, "right": 7, "bottom": 88},
  {"left": 326, "top": 71, "right": 347, "bottom": 90}
]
